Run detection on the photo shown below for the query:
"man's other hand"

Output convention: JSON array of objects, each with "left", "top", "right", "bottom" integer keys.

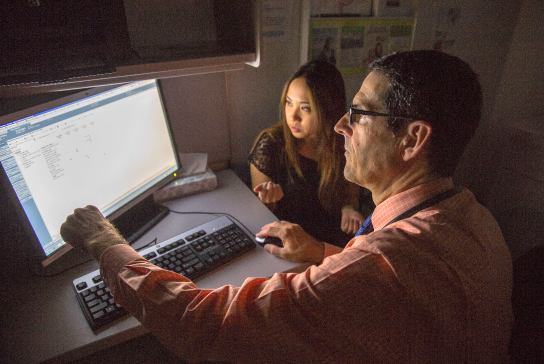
[{"left": 60, "top": 205, "right": 126, "bottom": 261}]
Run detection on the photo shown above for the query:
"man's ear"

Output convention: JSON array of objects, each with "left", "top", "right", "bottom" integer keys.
[{"left": 400, "top": 121, "right": 432, "bottom": 161}]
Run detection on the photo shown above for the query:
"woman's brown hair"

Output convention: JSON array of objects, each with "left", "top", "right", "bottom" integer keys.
[{"left": 255, "top": 60, "right": 351, "bottom": 213}]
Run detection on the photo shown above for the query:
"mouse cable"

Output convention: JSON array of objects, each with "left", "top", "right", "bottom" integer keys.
[{"left": 135, "top": 237, "right": 157, "bottom": 251}]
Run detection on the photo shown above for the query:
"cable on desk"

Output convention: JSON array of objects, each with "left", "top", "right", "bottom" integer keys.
[{"left": 136, "top": 237, "right": 157, "bottom": 252}]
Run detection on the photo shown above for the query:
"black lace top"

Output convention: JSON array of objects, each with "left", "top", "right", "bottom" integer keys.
[{"left": 248, "top": 132, "right": 352, "bottom": 247}]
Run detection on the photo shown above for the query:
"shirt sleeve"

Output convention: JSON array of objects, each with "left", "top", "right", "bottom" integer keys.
[
  {"left": 248, "top": 132, "right": 281, "bottom": 181},
  {"left": 323, "top": 242, "right": 344, "bottom": 259},
  {"left": 98, "top": 241, "right": 400, "bottom": 364}
]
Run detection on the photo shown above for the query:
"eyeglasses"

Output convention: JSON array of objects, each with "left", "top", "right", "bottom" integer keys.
[{"left": 349, "top": 107, "right": 413, "bottom": 124}]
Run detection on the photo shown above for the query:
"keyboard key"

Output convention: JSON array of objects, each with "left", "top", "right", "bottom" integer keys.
[
  {"left": 84, "top": 294, "right": 96, "bottom": 302},
  {"left": 90, "top": 302, "right": 107, "bottom": 314},
  {"left": 182, "top": 258, "right": 200, "bottom": 269},
  {"left": 86, "top": 299, "right": 99, "bottom": 308},
  {"left": 143, "top": 252, "right": 157, "bottom": 260},
  {"left": 183, "top": 254, "right": 196, "bottom": 262},
  {"left": 92, "top": 311, "right": 105, "bottom": 320}
]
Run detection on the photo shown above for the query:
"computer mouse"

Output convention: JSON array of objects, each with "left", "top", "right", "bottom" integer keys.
[{"left": 255, "top": 235, "right": 283, "bottom": 248}]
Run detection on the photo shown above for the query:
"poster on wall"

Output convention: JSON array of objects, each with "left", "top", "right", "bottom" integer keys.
[
  {"left": 310, "top": 0, "right": 372, "bottom": 17},
  {"left": 262, "top": 0, "right": 295, "bottom": 41},
  {"left": 432, "top": 4, "right": 461, "bottom": 52},
  {"left": 309, "top": 17, "right": 415, "bottom": 75}
]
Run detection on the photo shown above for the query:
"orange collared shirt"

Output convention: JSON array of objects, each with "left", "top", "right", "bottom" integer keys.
[{"left": 100, "top": 178, "right": 513, "bottom": 363}]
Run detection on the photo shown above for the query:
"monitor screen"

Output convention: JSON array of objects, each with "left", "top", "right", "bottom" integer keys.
[{"left": 0, "top": 80, "right": 181, "bottom": 267}]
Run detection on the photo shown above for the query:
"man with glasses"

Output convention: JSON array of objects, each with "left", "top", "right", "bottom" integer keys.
[{"left": 61, "top": 50, "right": 513, "bottom": 363}]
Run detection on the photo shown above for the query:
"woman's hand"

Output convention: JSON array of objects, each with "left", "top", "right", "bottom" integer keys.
[
  {"left": 341, "top": 205, "right": 365, "bottom": 235},
  {"left": 254, "top": 181, "right": 284, "bottom": 205}
]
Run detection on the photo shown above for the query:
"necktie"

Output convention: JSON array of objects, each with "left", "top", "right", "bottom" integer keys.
[{"left": 355, "top": 213, "right": 373, "bottom": 237}]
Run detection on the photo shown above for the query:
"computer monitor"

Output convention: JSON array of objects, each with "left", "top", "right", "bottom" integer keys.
[{"left": 0, "top": 80, "right": 181, "bottom": 268}]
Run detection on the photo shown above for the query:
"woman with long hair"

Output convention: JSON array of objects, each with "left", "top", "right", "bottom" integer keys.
[{"left": 248, "top": 60, "right": 364, "bottom": 247}]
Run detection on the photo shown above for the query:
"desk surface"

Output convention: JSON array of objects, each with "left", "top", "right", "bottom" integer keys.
[{"left": 1, "top": 169, "right": 300, "bottom": 364}]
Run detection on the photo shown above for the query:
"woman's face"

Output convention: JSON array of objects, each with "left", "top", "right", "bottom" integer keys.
[{"left": 284, "top": 77, "right": 317, "bottom": 141}]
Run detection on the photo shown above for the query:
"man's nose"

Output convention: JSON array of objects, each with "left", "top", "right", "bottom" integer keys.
[{"left": 334, "top": 112, "right": 351, "bottom": 136}]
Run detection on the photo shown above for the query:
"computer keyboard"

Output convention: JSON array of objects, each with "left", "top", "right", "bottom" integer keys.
[{"left": 72, "top": 215, "right": 256, "bottom": 330}]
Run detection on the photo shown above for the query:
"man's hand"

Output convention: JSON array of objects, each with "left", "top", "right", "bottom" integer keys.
[
  {"left": 254, "top": 181, "right": 284, "bottom": 205},
  {"left": 257, "top": 221, "right": 325, "bottom": 264},
  {"left": 341, "top": 205, "right": 365, "bottom": 235},
  {"left": 60, "top": 205, "right": 127, "bottom": 261}
]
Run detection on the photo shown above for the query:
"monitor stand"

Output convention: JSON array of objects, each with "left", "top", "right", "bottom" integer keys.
[
  {"left": 33, "top": 195, "right": 169, "bottom": 276},
  {"left": 111, "top": 195, "right": 170, "bottom": 244}
]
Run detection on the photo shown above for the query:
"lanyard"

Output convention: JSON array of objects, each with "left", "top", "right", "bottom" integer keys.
[
  {"left": 356, "top": 186, "right": 462, "bottom": 237},
  {"left": 382, "top": 186, "right": 462, "bottom": 229}
]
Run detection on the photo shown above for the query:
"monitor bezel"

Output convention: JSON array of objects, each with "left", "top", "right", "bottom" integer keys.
[{"left": 0, "top": 79, "right": 182, "bottom": 268}]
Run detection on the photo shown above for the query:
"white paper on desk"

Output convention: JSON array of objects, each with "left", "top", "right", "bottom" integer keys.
[{"left": 179, "top": 153, "right": 208, "bottom": 177}]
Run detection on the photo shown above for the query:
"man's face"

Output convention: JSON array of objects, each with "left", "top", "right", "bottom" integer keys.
[{"left": 334, "top": 72, "right": 403, "bottom": 193}]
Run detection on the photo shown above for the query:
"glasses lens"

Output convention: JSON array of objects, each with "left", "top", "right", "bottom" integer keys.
[{"left": 350, "top": 109, "right": 361, "bottom": 124}]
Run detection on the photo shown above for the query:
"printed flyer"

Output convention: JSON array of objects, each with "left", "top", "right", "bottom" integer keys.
[{"left": 309, "top": 17, "right": 415, "bottom": 75}]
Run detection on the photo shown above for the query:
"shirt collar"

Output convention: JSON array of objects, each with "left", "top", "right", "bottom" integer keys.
[{"left": 371, "top": 177, "right": 454, "bottom": 231}]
